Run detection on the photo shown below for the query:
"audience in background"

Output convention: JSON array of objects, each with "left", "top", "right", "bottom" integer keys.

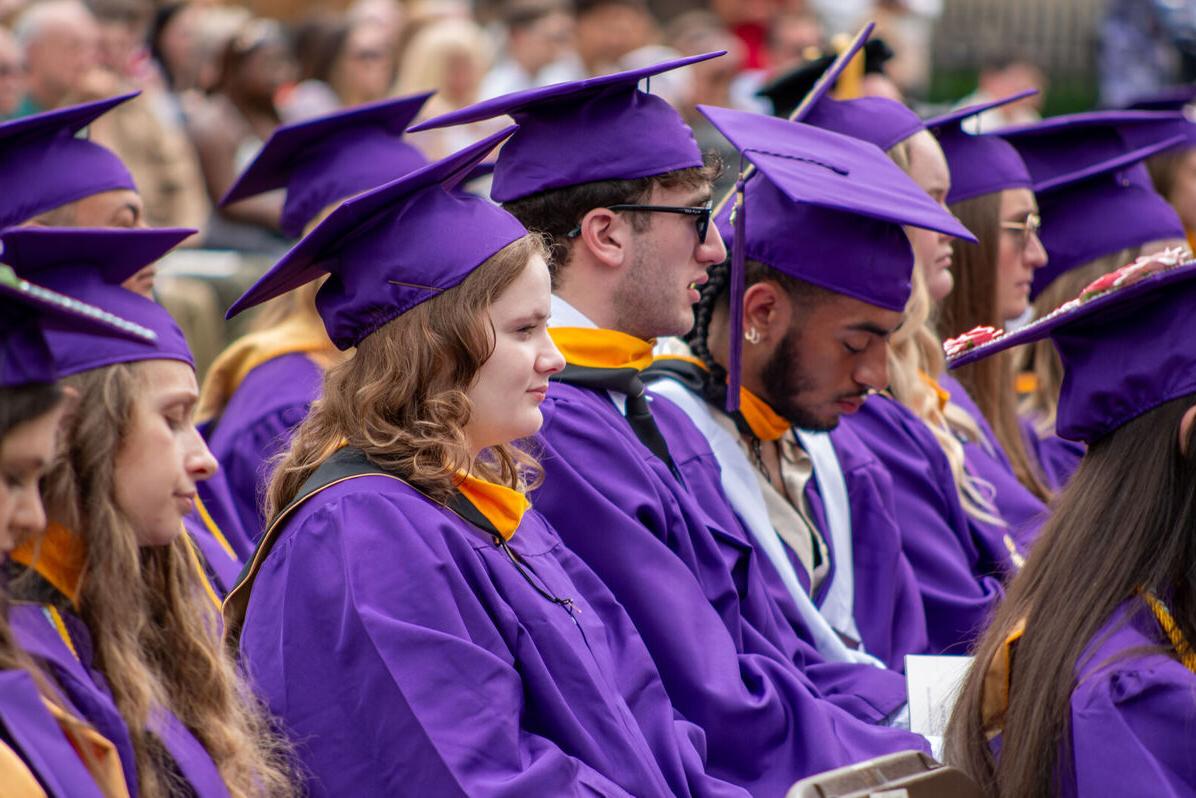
[
  {"left": 479, "top": 0, "right": 574, "bottom": 98},
  {"left": 11, "top": 0, "right": 99, "bottom": 115}
]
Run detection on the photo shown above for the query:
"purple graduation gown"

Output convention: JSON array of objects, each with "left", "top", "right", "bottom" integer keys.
[
  {"left": 533, "top": 382, "right": 929, "bottom": 797},
  {"left": 202, "top": 353, "right": 323, "bottom": 546},
  {"left": 844, "top": 395, "right": 1004, "bottom": 654},
  {"left": 183, "top": 508, "right": 243, "bottom": 599},
  {"left": 1021, "top": 415, "right": 1086, "bottom": 492},
  {"left": 938, "top": 374, "right": 1048, "bottom": 555},
  {"left": 1063, "top": 599, "right": 1196, "bottom": 796},
  {"left": 0, "top": 668, "right": 107, "bottom": 798},
  {"left": 9, "top": 602, "right": 230, "bottom": 798},
  {"left": 237, "top": 475, "right": 745, "bottom": 798}
]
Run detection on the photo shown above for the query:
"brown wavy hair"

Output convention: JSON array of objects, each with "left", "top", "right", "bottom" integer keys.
[
  {"left": 27, "top": 362, "right": 294, "bottom": 798},
  {"left": 267, "top": 233, "right": 548, "bottom": 517},
  {"left": 940, "top": 191, "right": 1052, "bottom": 502},
  {"left": 945, "top": 392, "right": 1196, "bottom": 797}
]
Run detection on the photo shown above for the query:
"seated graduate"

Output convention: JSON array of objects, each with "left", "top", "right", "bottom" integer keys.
[
  {"left": 1, "top": 228, "right": 293, "bottom": 798},
  {"left": 221, "top": 130, "right": 747, "bottom": 798},
  {"left": 198, "top": 92, "right": 433, "bottom": 544},
  {"left": 943, "top": 249, "right": 1196, "bottom": 797},
  {"left": 924, "top": 97, "right": 1053, "bottom": 550},
  {"left": 412, "top": 55, "right": 930, "bottom": 795},
  {"left": 0, "top": 269, "right": 157, "bottom": 798},
  {"left": 649, "top": 102, "right": 977, "bottom": 671},
  {"left": 0, "top": 95, "right": 247, "bottom": 590},
  {"left": 999, "top": 111, "right": 1190, "bottom": 489}
]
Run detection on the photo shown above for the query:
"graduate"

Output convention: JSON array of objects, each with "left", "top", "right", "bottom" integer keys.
[
  {"left": 0, "top": 268, "right": 157, "bottom": 798},
  {"left": 943, "top": 249, "right": 1196, "bottom": 798},
  {"left": 198, "top": 92, "right": 433, "bottom": 544},
  {"left": 998, "top": 111, "right": 1190, "bottom": 489},
  {"left": 222, "top": 130, "right": 748, "bottom": 798},
  {"left": 925, "top": 98, "right": 1052, "bottom": 549},
  {"left": 412, "top": 56, "right": 929, "bottom": 794},
  {"left": 649, "top": 102, "right": 976, "bottom": 671},
  {"left": 0, "top": 95, "right": 247, "bottom": 590},
  {"left": 1, "top": 228, "right": 293, "bottom": 798}
]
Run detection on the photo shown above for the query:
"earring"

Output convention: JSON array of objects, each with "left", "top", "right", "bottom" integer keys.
[{"left": 744, "top": 327, "right": 761, "bottom": 345}]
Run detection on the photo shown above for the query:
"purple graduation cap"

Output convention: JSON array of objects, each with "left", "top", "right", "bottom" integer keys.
[
  {"left": 221, "top": 92, "right": 433, "bottom": 238},
  {"left": 925, "top": 92, "right": 1038, "bottom": 203},
  {"left": 0, "top": 93, "right": 138, "bottom": 229},
  {"left": 407, "top": 52, "right": 724, "bottom": 202},
  {"left": 0, "top": 227, "right": 195, "bottom": 377},
  {"left": 995, "top": 111, "right": 1190, "bottom": 298},
  {"left": 699, "top": 104, "right": 974, "bottom": 411},
  {"left": 944, "top": 248, "right": 1196, "bottom": 443},
  {"left": 787, "top": 23, "right": 926, "bottom": 152},
  {"left": 0, "top": 261, "right": 156, "bottom": 388},
  {"left": 226, "top": 127, "right": 528, "bottom": 349}
]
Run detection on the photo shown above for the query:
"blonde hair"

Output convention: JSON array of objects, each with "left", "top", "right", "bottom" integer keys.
[
  {"left": 268, "top": 234, "right": 546, "bottom": 517},
  {"left": 1015, "top": 246, "right": 1141, "bottom": 436},
  {"left": 32, "top": 362, "right": 293, "bottom": 798},
  {"left": 882, "top": 137, "right": 1003, "bottom": 525},
  {"left": 393, "top": 18, "right": 492, "bottom": 105}
]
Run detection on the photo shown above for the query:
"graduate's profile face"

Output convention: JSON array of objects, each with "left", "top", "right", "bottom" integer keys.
[
  {"left": 903, "top": 131, "right": 957, "bottom": 303},
  {"left": 114, "top": 360, "right": 216, "bottom": 547},
  {"left": 613, "top": 181, "right": 726, "bottom": 340},
  {"left": 759, "top": 292, "right": 900, "bottom": 430},
  {"left": 1166, "top": 148, "right": 1196, "bottom": 232},
  {"left": 0, "top": 404, "right": 67, "bottom": 561},
  {"left": 464, "top": 255, "right": 564, "bottom": 454},
  {"left": 995, "top": 188, "right": 1048, "bottom": 322}
]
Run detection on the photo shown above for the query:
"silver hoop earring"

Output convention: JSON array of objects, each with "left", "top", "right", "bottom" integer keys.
[{"left": 744, "top": 327, "right": 761, "bottom": 345}]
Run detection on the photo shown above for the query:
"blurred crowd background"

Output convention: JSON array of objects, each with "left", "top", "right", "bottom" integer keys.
[{"left": 1, "top": 0, "right": 1194, "bottom": 376}]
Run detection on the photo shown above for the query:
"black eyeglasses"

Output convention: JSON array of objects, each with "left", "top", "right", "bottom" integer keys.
[{"left": 566, "top": 203, "right": 714, "bottom": 243}]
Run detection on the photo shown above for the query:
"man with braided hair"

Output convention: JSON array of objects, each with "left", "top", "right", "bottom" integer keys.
[{"left": 411, "top": 56, "right": 930, "bottom": 795}]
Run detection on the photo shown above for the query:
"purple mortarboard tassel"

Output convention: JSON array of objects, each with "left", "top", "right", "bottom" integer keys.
[
  {"left": 726, "top": 172, "right": 747, "bottom": 413},
  {"left": 925, "top": 91, "right": 1037, "bottom": 203},
  {"left": 227, "top": 127, "right": 528, "bottom": 350},
  {"left": 788, "top": 22, "right": 926, "bottom": 152},
  {"left": 945, "top": 250, "right": 1196, "bottom": 443},
  {"left": 0, "top": 93, "right": 138, "bottom": 229},
  {"left": 408, "top": 53, "right": 723, "bottom": 202},
  {"left": 221, "top": 92, "right": 433, "bottom": 238},
  {"left": 0, "top": 262, "right": 157, "bottom": 388},
  {"left": 0, "top": 227, "right": 194, "bottom": 376}
]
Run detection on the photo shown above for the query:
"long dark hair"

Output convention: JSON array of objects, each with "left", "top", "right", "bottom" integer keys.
[
  {"left": 0, "top": 383, "right": 64, "bottom": 441},
  {"left": 940, "top": 191, "right": 1052, "bottom": 501},
  {"left": 945, "top": 392, "right": 1196, "bottom": 797}
]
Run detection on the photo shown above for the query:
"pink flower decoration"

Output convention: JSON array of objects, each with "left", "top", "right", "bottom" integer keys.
[{"left": 943, "top": 325, "right": 1004, "bottom": 358}]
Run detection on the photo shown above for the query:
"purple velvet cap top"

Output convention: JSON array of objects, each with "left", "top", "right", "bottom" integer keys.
[
  {"left": 0, "top": 227, "right": 195, "bottom": 377},
  {"left": 699, "top": 104, "right": 974, "bottom": 411},
  {"left": 944, "top": 249, "right": 1196, "bottom": 443},
  {"left": 226, "top": 127, "right": 529, "bottom": 350},
  {"left": 221, "top": 92, "right": 433, "bottom": 238},
  {"left": 0, "top": 262, "right": 157, "bottom": 389},
  {"left": 925, "top": 92, "right": 1037, "bottom": 203},
  {"left": 789, "top": 22, "right": 926, "bottom": 152},
  {"left": 0, "top": 93, "right": 138, "bottom": 229},
  {"left": 407, "top": 53, "right": 723, "bottom": 202}
]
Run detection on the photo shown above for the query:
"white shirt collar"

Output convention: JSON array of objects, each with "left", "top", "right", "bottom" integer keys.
[{"left": 550, "top": 294, "right": 598, "bottom": 330}]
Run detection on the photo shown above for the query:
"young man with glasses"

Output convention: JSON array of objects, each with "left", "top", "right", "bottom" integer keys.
[{"left": 411, "top": 55, "right": 929, "bottom": 795}]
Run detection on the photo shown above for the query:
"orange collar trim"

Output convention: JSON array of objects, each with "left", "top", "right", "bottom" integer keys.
[
  {"left": 456, "top": 473, "right": 531, "bottom": 541},
  {"left": 918, "top": 370, "right": 952, "bottom": 414},
  {"left": 738, "top": 386, "right": 790, "bottom": 442},
  {"left": 11, "top": 523, "right": 86, "bottom": 608},
  {"left": 980, "top": 617, "right": 1026, "bottom": 736},
  {"left": 1015, "top": 372, "right": 1039, "bottom": 396},
  {"left": 549, "top": 327, "right": 654, "bottom": 372}
]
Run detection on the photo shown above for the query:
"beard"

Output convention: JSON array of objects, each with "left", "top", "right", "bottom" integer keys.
[
  {"left": 760, "top": 324, "right": 840, "bottom": 431},
  {"left": 611, "top": 237, "right": 693, "bottom": 340}
]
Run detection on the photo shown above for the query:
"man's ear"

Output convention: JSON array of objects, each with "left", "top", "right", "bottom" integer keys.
[
  {"left": 1180, "top": 402, "right": 1196, "bottom": 457},
  {"left": 742, "top": 281, "right": 789, "bottom": 344},
  {"left": 577, "top": 207, "right": 630, "bottom": 271}
]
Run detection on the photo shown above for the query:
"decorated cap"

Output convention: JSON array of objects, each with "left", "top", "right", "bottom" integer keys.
[
  {"left": 0, "top": 94, "right": 138, "bottom": 229},
  {"left": 0, "top": 227, "right": 195, "bottom": 377},
  {"left": 944, "top": 248, "right": 1196, "bottom": 443},
  {"left": 925, "top": 92, "right": 1037, "bottom": 203},
  {"left": 757, "top": 30, "right": 895, "bottom": 119},
  {"left": 998, "top": 110, "right": 1191, "bottom": 191},
  {"left": 221, "top": 92, "right": 433, "bottom": 238},
  {"left": 227, "top": 127, "right": 528, "bottom": 349},
  {"left": 780, "top": 23, "right": 925, "bottom": 152},
  {"left": 407, "top": 53, "right": 723, "bottom": 202},
  {"left": 701, "top": 105, "right": 974, "bottom": 411},
  {"left": 0, "top": 262, "right": 157, "bottom": 388}
]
